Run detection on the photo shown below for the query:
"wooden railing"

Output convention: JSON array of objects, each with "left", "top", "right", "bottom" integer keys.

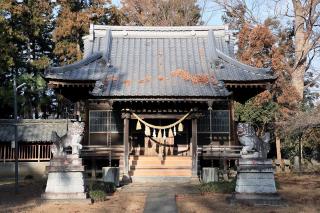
[
  {"left": 80, "top": 145, "right": 124, "bottom": 159},
  {"left": 198, "top": 145, "right": 242, "bottom": 159},
  {"left": 0, "top": 143, "right": 51, "bottom": 162}
]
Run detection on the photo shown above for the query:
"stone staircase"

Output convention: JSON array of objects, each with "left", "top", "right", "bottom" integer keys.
[{"left": 129, "top": 156, "right": 192, "bottom": 182}]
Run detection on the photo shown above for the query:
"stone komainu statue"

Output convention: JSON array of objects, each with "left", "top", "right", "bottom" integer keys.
[
  {"left": 51, "top": 122, "right": 84, "bottom": 157},
  {"left": 237, "top": 123, "right": 270, "bottom": 159}
]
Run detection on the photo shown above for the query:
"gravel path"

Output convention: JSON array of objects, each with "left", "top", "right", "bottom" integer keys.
[{"left": 121, "top": 181, "right": 200, "bottom": 213}]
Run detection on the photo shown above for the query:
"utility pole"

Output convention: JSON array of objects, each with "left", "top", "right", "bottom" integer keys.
[
  {"left": 13, "top": 74, "right": 18, "bottom": 194},
  {"left": 13, "top": 74, "right": 26, "bottom": 194}
]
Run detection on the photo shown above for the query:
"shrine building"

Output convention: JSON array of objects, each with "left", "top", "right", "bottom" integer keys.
[{"left": 42, "top": 25, "right": 275, "bottom": 181}]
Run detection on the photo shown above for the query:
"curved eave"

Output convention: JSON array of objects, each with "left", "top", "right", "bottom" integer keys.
[
  {"left": 217, "top": 49, "right": 275, "bottom": 81},
  {"left": 44, "top": 52, "right": 103, "bottom": 80},
  {"left": 88, "top": 94, "right": 232, "bottom": 102}
]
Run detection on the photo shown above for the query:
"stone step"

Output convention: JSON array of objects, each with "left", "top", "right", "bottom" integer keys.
[
  {"left": 129, "top": 169, "right": 192, "bottom": 177},
  {"left": 130, "top": 176, "right": 193, "bottom": 183}
]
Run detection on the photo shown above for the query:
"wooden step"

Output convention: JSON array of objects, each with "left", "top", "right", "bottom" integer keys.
[
  {"left": 129, "top": 155, "right": 193, "bottom": 177},
  {"left": 129, "top": 156, "right": 191, "bottom": 161},
  {"left": 130, "top": 161, "right": 191, "bottom": 167},
  {"left": 129, "top": 157, "right": 192, "bottom": 164}
]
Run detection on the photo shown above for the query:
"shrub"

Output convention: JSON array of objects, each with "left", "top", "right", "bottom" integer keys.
[
  {"left": 275, "top": 180, "right": 281, "bottom": 189},
  {"left": 199, "top": 179, "right": 236, "bottom": 194},
  {"left": 24, "top": 175, "right": 33, "bottom": 180},
  {"left": 89, "top": 190, "right": 106, "bottom": 202},
  {"left": 88, "top": 181, "right": 116, "bottom": 193}
]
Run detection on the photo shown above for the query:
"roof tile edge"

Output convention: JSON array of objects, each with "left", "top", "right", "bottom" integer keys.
[{"left": 91, "top": 25, "right": 228, "bottom": 31}]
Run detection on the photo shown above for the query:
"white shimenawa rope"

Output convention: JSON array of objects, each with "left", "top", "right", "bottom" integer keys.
[{"left": 131, "top": 110, "right": 192, "bottom": 130}]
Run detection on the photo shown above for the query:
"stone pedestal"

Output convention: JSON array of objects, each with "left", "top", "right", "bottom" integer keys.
[
  {"left": 230, "top": 158, "right": 286, "bottom": 206},
  {"left": 202, "top": 167, "right": 218, "bottom": 183},
  {"left": 102, "top": 167, "right": 119, "bottom": 186},
  {"left": 235, "top": 159, "right": 276, "bottom": 193},
  {"left": 42, "top": 155, "right": 86, "bottom": 200}
]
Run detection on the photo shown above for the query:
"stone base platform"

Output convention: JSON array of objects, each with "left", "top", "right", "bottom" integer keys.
[
  {"left": 229, "top": 193, "right": 287, "bottom": 206},
  {"left": 236, "top": 159, "right": 277, "bottom": 193},
  {"left": 42, "top": 171, "right": 87, "bottom": 200},
  {"left": 42, "top": 156, "right": 87, "bottom": 200},
  {"left": 42, "top": 192, "right": 87, "bottom": 200},
  {"left": 231, "top": 158, "right": 286, "bottom": 206}
]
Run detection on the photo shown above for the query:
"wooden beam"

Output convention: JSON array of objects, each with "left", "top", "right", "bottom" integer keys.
[
  {"left": 225, "top": 83, "right": 268, "bottom": 88},
  {"left": 129, "top": 114, "right": 192, "bottom": 120},
  {"left": 48, "top": 80, "right": 95, "bottom": 88},
  {"left": 88, "top": 100, "right": 113, "bottom": 110}
]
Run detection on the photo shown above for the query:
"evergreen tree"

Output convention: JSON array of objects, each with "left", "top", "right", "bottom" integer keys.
[
  {"left": 0, "top": 0, "right": 54, "bottom": 118},
  {"left": 53, "top": 0, "right": 113, "bottom": 65},
  {"left": 121, "top": 0, "right": 201, "bottom": 26}
]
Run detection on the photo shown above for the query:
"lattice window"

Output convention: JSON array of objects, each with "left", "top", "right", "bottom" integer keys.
[
  {"left": 89, "top": 110, "right": 122, "bottom": 133},
  {"left": 198, "top": 110, "right": 230, "bottom": 133}
]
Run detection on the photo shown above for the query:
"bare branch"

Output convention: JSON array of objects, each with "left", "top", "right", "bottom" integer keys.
[{"left": 305, "top": 72, "right": 320, "bottom": 88}]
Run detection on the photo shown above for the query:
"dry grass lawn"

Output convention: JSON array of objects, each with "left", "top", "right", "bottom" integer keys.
[
  {"left": 176, "top": 174, "right": 320, "bottom": 213},
  {"left": 0, "top": 174, "right": 319, "bottom": 213},
  {"left": 0, "top": 180, "right": 145, "bottom": 213}
]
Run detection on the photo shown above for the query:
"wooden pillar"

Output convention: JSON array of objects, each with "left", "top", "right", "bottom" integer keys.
[
  {"left": 229, "top": 100, "right": 236, "bottom": 146},
  {"left": 191, "top": 118, "right": 198, "bottom": 177},
  {"left": 75, "top": 101, "right": 81, "bottom": 121},
  {"left": 4, "top": 145, "right": 6, "bottom": 163},
  {"left": 38, "top": 144, "right": 40, "bottom": 162},
  {"left": 122, "top": 112, "right": 130, "bottom": 176},
  {"left": 85, "top": 100, "right": 90, "bottom": 146}
]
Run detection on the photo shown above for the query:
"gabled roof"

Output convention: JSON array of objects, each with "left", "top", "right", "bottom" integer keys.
[
  {"left": 45, "top": 25, "right": 275, "bottom": 98},
  {"left": 0, "top": 119, "right": 68, "bottom": 142}
]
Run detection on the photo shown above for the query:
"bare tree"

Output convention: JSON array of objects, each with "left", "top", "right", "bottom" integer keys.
[
  {"left": 210, "top": 0, "right": 320, "bottom": 100},
  {"left": 291, "top": 0, "right": 320, "bottom": 99}
]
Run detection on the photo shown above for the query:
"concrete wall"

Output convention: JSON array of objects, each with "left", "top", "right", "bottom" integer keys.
[{"left": 0, "top": 161, "right": 49, "bottom": 178}]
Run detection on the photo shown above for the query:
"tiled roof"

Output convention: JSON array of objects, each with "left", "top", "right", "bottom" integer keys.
[
  {"left": 0, "top": 119, "right": 69, "bottom": 142},
  {"left": 45, "top": 53, "right": 105, "bottom": 81},
  {"left": 45, "top": 25, "right": 275, "bottom": 98}
]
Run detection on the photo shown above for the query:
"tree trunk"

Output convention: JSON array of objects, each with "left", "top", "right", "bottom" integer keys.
[
  {"left": 292, "top": 0, "right": 310, "bottom": 100},
  {"left": 298, "top": 134, "right": 303, "bottom": 175},
  {"left": 275, "top": 135, "right": 282, "bottom": 161}
]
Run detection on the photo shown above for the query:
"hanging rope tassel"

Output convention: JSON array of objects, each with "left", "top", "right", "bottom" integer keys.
[
  {"left": 163, "top": 129, "right": 167, "bottom": 140},
  {"left": 136, "top": 120, "right": 142, "bottom": 130},
  {"left": 152, "top": 129, "right": 156, "bottom": 138},
  {"left": 174, "top": 126, "right": 177, "bottom": 136},
  {"left": 168, "top": 128, "right": 174, "bottom": 137},
  {"left": 178, "top": 123, "right": 183, "bottom": 132},
  {"left": 145, "top": 126, "right": 151, "bottom": 136}
]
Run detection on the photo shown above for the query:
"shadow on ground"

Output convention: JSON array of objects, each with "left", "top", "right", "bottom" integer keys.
[{"left": 0, "top": 179, "right": 46, "bottom": 212}]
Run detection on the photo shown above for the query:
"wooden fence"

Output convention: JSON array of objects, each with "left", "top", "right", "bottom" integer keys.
[{"left": 0, "top": 143, "right": 51, "bottom": 162}]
